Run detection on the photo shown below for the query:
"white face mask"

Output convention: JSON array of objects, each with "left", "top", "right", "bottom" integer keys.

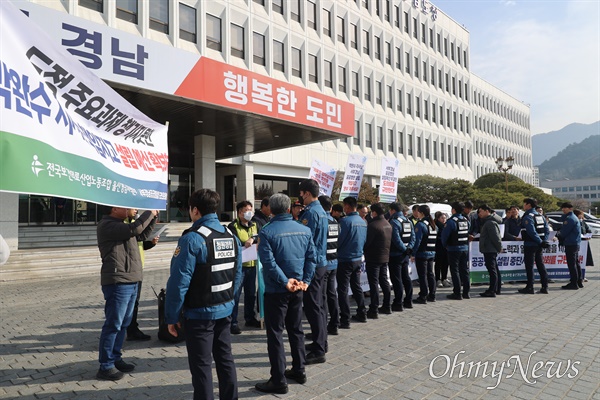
[{"left": 243, "top": 211, "right": 254, "bottom": 221}]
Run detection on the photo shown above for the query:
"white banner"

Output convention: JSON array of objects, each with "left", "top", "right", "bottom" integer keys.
[
  {"left": 339, "top": 154, "right": 367, "bottom": 200},
  {"left": 379, "top": 157, "right": 400, "bottom": 204},
  {"left": 308, "top": 159, "right": 336, "bottom": 197},
  {"left": 0, "top": 0, "right": 169, "bottom": 209}
]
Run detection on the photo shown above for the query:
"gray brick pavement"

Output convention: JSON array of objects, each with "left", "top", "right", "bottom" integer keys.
[{"left": 1, "top": 240, "right": 599, "bottom": 399}]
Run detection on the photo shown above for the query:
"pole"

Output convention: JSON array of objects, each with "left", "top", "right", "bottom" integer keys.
[{"left": 504, "top": 171, "right": 508, "bottom": 194}]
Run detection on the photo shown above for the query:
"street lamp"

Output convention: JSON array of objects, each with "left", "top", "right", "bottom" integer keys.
[{"left": 496, "top": 156, "right": 514, "bottom": 194}]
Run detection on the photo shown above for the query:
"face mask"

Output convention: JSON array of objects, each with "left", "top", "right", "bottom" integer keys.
[
  {"left": 297, "top": 194, "right": 304, "bottom": 206},
  {"left": 243, "top": 211, "right": 254, "bottom": 221}
]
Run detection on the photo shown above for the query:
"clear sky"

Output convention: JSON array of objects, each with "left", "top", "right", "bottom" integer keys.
[{"left": 433, "top": 0, "right": 600, "bottom": 135}]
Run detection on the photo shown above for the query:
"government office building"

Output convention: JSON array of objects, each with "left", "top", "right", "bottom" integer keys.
[{"left": 5, "top": 0, "right": 533, "bottom": 236}]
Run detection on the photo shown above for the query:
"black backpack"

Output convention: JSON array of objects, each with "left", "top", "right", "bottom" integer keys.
[{"left": 153, "top": 287, "right": 185, "bottom": 343}]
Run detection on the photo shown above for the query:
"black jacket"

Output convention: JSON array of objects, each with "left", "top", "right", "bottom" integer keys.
[{"left": 364, "top": 214, "right": 392, "bottom": 264}]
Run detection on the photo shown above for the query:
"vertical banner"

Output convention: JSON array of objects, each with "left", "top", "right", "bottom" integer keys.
[
  {"left": 339, "top": 154, "right": 367, "bottom": 200},
  {"left": 308, "top": 159, "right": 336, "bottom": 197},
  {"left": 379, "top": 157, "right": 400, "bottom": 204},
  {"left": 0, "top": 0, "right": 169, "bottom": 209}
]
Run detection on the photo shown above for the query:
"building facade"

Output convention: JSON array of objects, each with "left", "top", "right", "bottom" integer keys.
[
  {"left": 6, "top": 0, "right": 533, "bottom": 238},
  {"left": 541, "top": 178, "right": 600, "bottom": 203}
]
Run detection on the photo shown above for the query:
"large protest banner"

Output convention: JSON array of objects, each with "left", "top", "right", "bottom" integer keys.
[
  {"left": 339, "top": 154, "right": 367, "bottom": 200},
  {"left": 379, "top": 157, "right": 399, "bottom": 204},
  {"left": 470, "top": 240, "right": 588, "bottom": 283},
  {"left": 308, "top": 159, "right": 336, "bottom": 197},
  {"left": 0, "top": 1, "right": 169, "bottom": 209}
]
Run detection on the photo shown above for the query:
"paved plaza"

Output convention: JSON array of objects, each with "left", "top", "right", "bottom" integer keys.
[{"left": 1, "top": 240, "right": 599, "bottom": 400}]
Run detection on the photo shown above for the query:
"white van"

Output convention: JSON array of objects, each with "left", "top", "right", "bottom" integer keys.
[{"left": 408, "top": 203, "right": 452, "bottom": 218}]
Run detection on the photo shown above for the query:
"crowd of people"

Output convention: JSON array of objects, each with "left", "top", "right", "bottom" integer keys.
[{"left": 95, "top": 179, "right": 591, "bottom": 399}]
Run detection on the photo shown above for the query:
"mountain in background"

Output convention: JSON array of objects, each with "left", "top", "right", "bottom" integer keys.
[
  {"left": 532, "top": 121, "right": 600, "bottom": 165},
  {"left": 538, "top": 135, "right": 600, "bottom": 181}
]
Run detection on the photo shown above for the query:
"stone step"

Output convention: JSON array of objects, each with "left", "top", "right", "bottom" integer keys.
[
  {"left": 17, "top": 222, "right": 190, "bottom": 249},
  {"left": 0, "top": 242, "right": 178, "bottom": 282}
]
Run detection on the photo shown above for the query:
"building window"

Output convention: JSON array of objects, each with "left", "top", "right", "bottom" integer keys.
[
  {"left": 439, "top": 105, "right": 443, "bottom": 125},
  {"left": 447, "top": 109, "right": 451, "bottom": 128},
  {"left": 431, "top": 65, "right": 435, "bottom": 85},
  {"left": 425, "top": 138, "right": 429, "bottom": 159},
  {"left": 452, "top": 76, "right": 456, "bottom": 95},
  {"left": 386, "top": 42, "right": 391, "bottom": 65},
  {"left": 387, "top": 85, "right": 392, "bottom": 108},
  {"left": 423, "top": 61, "right": 427, "bottom": 82},
  {"left": 292, "top": 47, "right": 302, "bottom": 78},
  {"left": 116, "top": 0, "right": 137, "bottom": 23},
  {"left": 366, "top": 123, "right": 373, "bottom": 148},
  {"left": 363, "top": 0, "right": 370, "bottom": 11},
  {"left": 253, "top": 32, "right": 265, "bottom": 65},
  {"left": 445, "top": 73, "right": 449, "bottom": 92},
  {"left": 429, "top": 28, "right": 434, "bottom": 47},
  {"left": 444, "top": 38, "right": 448, "bottom": 56},
  {"left": 388, "top": 129, "right": 394, "bottom": 152},
  {"left": 438, "top": 69, "right": 442, "bottom": 89},
  {"left": 149, "top": 0, "right": 168, "bottom": 33},
  {"left": 253, "top": 0, "right": 265, "bottom": 5},
  {"left": 437, "top": 33, "right": 441, "bottom": 52},
  {"left": 395, "top": 6, "right": 400, "bottom": 28},
  {"left": 455, "top": 146, "right": 459, "bottom": 165},
  {"left": 354, "top": 120, "right": 361, "bottom": 146},
  {"left": 414, "top": 56, "right": 419, "bottom": 78},
  {"left": 424, "top": 99, "right": 428, "bottom": 120},
  {"left": 408, "top": 134, "right": 413, "bottom": 156},
  {"left": 397, "top": 89, "right": 403, "bottom": 112},
  {"left": 448, "top": 144, "right": 452, "bottom": 163},
  {"left": 415, "top": 96, "right": 420, "bottom": 117},
  {"left": 364, "top": 76, "right": 371, "bottom": 101},
  {"left": 338, "top": 66, "right": 346, "bottom": 93},
  {"left": 323, "top": 9, "right": 331, "bottom": 37},
  {"left": 399, "top": 131, "right": 404, "bottom": 154},
  {"left": 404, "top": 12, "right": 409, "bottom": 33},
  {"left": 309, "top": 54, "right": 318, "bottom": 83},
  {"left": 451, "top": 42, "right": 455, "bottom": 60},
  {"left": 433, "top": 140, "right": 437, "bottom": 160},
  {"left": 351, "top": 23, "right": 358, "bottom": 49},
  {"left": 324, "top": 60, "right": 333, "bottom": 88},
  {"left": 206, "top": 14, "right": 222, "bottom": 51},
  {"left": 377, "top": 126, "right": 384, "bottom": 150},
  {"left": 230, "top": 24, "right": 245, "bottom": 59},
  {"left": 375, "top": 36, "right": 381, "bottom": 60},
  {"left": 273, "top": 39, "right": 284, "bottom": 72},
  {"left": 406, "top": 92, "right": 412, "bottom": 115},
  {"left": 376, "top": 81, "right": 382, "bottom": 105},
  {"left": 79, "top": 0, "right": 102, "bottom": 12},
  {"left": 413, "top": 17, "right": 418, "bottom": 39},
  {"left": 432, "top": 104, "right": 436, "bottom": 123},
  {"left": 375, "top": 0, "right": 380, "bottom": 16},
  {"left": 352, "top": 71, "right": 359, "bottom": 97},
  {"left": 405, "top": 52, "right": 410, "bottom": 74},
  {"left": 337, "top": 16, "right": 345, "bottom": 43},
  {"left": 178, "top": 3, "right": 196, "bottom": 42},
  {"left": 272, "top": 0, "right": 283, "bottom": 14},
  {"left": 440, "top": 143, "right": 445, "bottom": 162},
  {"left": 457, "top": 47, "right": 462, "bottom": 65},
  {"left": 363, "top": 30, "right": 370, "bottom": 55},
  {"left": 396, "top": 47, "right": 401, "bottom": 69},
  {"left": 291, "top": 0, "right": 301, "bottom": 23},
  {"left": 421, "top": 23, "right": 426, "bottom": 43},
  {"left": 453, "top": 111, "right": 457, "bottom": 129},
  {"left": 307, "top": 1, "right": 316, "bottom": 29}
]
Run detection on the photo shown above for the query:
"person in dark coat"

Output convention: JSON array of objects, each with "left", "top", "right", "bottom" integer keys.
[{"left": 364, "top": 203, "right": 392, "bottom": 318}]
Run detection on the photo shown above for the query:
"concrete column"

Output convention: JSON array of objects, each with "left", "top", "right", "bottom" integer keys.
[
  {"left": 0, "top": 192, "right": 19, "bottom": 251},
  {"left": 237, "top": 161, "right": 255, "bottom": 205},
  {"left": 194, "top": 135, "right": 216, "bottom": 190}
]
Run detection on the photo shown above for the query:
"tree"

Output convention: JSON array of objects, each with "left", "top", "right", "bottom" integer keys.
[
  {"left": 473, "top": 172, "right": 523, "bottom": 189},
  {"left": 396, "top": 175, "right": 447, "bottom": 204}
]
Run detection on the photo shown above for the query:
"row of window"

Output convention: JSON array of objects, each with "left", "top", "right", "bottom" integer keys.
[
  {"left": 474, "top": 120, "right": 530, "bottom": 149},
  {"left": 351, "top": 121, "right": 472, "bottom": 167},
  {"left": 254, "top": 0, "right": 469, "bottom": 71},
  {"left": 473, "top": 144, "right": 529, "bottom": 168},
  {"left": 554, "top": 186, "right": 599, "bottom": 193},
  {"left": 473, "top": 89, "right": 529, "bottom": 129}
]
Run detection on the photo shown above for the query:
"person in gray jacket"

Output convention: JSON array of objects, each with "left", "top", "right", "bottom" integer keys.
[
  {"left": 96, "top": 206, "right": 158, "bottom": 381},
  {"left": 477, "top": 205, "right": 503, "bottom": 297}
]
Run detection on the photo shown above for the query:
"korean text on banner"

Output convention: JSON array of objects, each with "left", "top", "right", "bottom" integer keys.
[
  {"left": 469, "top": 240, "right": 588, "bottom": 283},
  {"left": 379, "top": 157, "right": 399, "bottom": 204},
  {"left": 339, "top": 155, "right": 367, "bottom": 200},
  {"left": 0, "top": 0, "right": 169, "bottom": 210},
  {"left": 309, "top": 159, "right": 336, "bottom": 197}
]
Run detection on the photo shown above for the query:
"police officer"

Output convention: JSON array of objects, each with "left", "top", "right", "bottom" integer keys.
[
  {"left": 318, "top": 195, "right": 340, "bottom": 335},
  {"left": 337, "top": 196, "right": 368, "bottom": 327},
  {"left": 442, "top": 201, "right": 470, "bottom": 300},
  {"left": 165, "top": 189, "right": 243, "bottom": 400},
  {"left": 364, "top": 203, "right": 392, "bottom": 318},
  {"left": 255, "top": 194, "right": 316, "bottom": 394},
  {"left": 388, "top": 203, "right": 416, "bottom": 311},
  {"left": 555, "top": 202, "right": 582, "bottom": 290},
  {"left": 411, "top": 205, "right": 437, "bottom": 304},
  {"left": 298, "top": 179, "right": 328, "bottom": 365},
  {"left": 519, "top": 197, "right": 550, "bottom": 294}
]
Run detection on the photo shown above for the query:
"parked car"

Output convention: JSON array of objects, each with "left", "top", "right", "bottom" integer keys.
[{"left": 546, "top": 213, "right": 600, "bottom": 237}]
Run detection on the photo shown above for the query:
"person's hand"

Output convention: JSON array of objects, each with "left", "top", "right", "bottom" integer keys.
[
  {"left": 286, "top": 279, "right": 299, "bottom": 292},
  {"left": 152, "top": 236, "right": 160, "bottom": 245},
  {"left": 410, "top": 256, "right": 415, "bottom": 263},
  {"left": 151, "top": 209, "right": 159, "bottom": 217},
  {"left": 244, "top": 238, "right": 253, "bottom": 248},
  {"left": 468, "top": 234, "right": 474, "bottom": 242},
  {"left": 167, "top": 322, "right": 181, "bottom": 337},
  {"left": 297, "top": 281, "right": 309, "bottom": 291},
  {"left": 552, "top": 236, "right": 558, "bottom": 242}
]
